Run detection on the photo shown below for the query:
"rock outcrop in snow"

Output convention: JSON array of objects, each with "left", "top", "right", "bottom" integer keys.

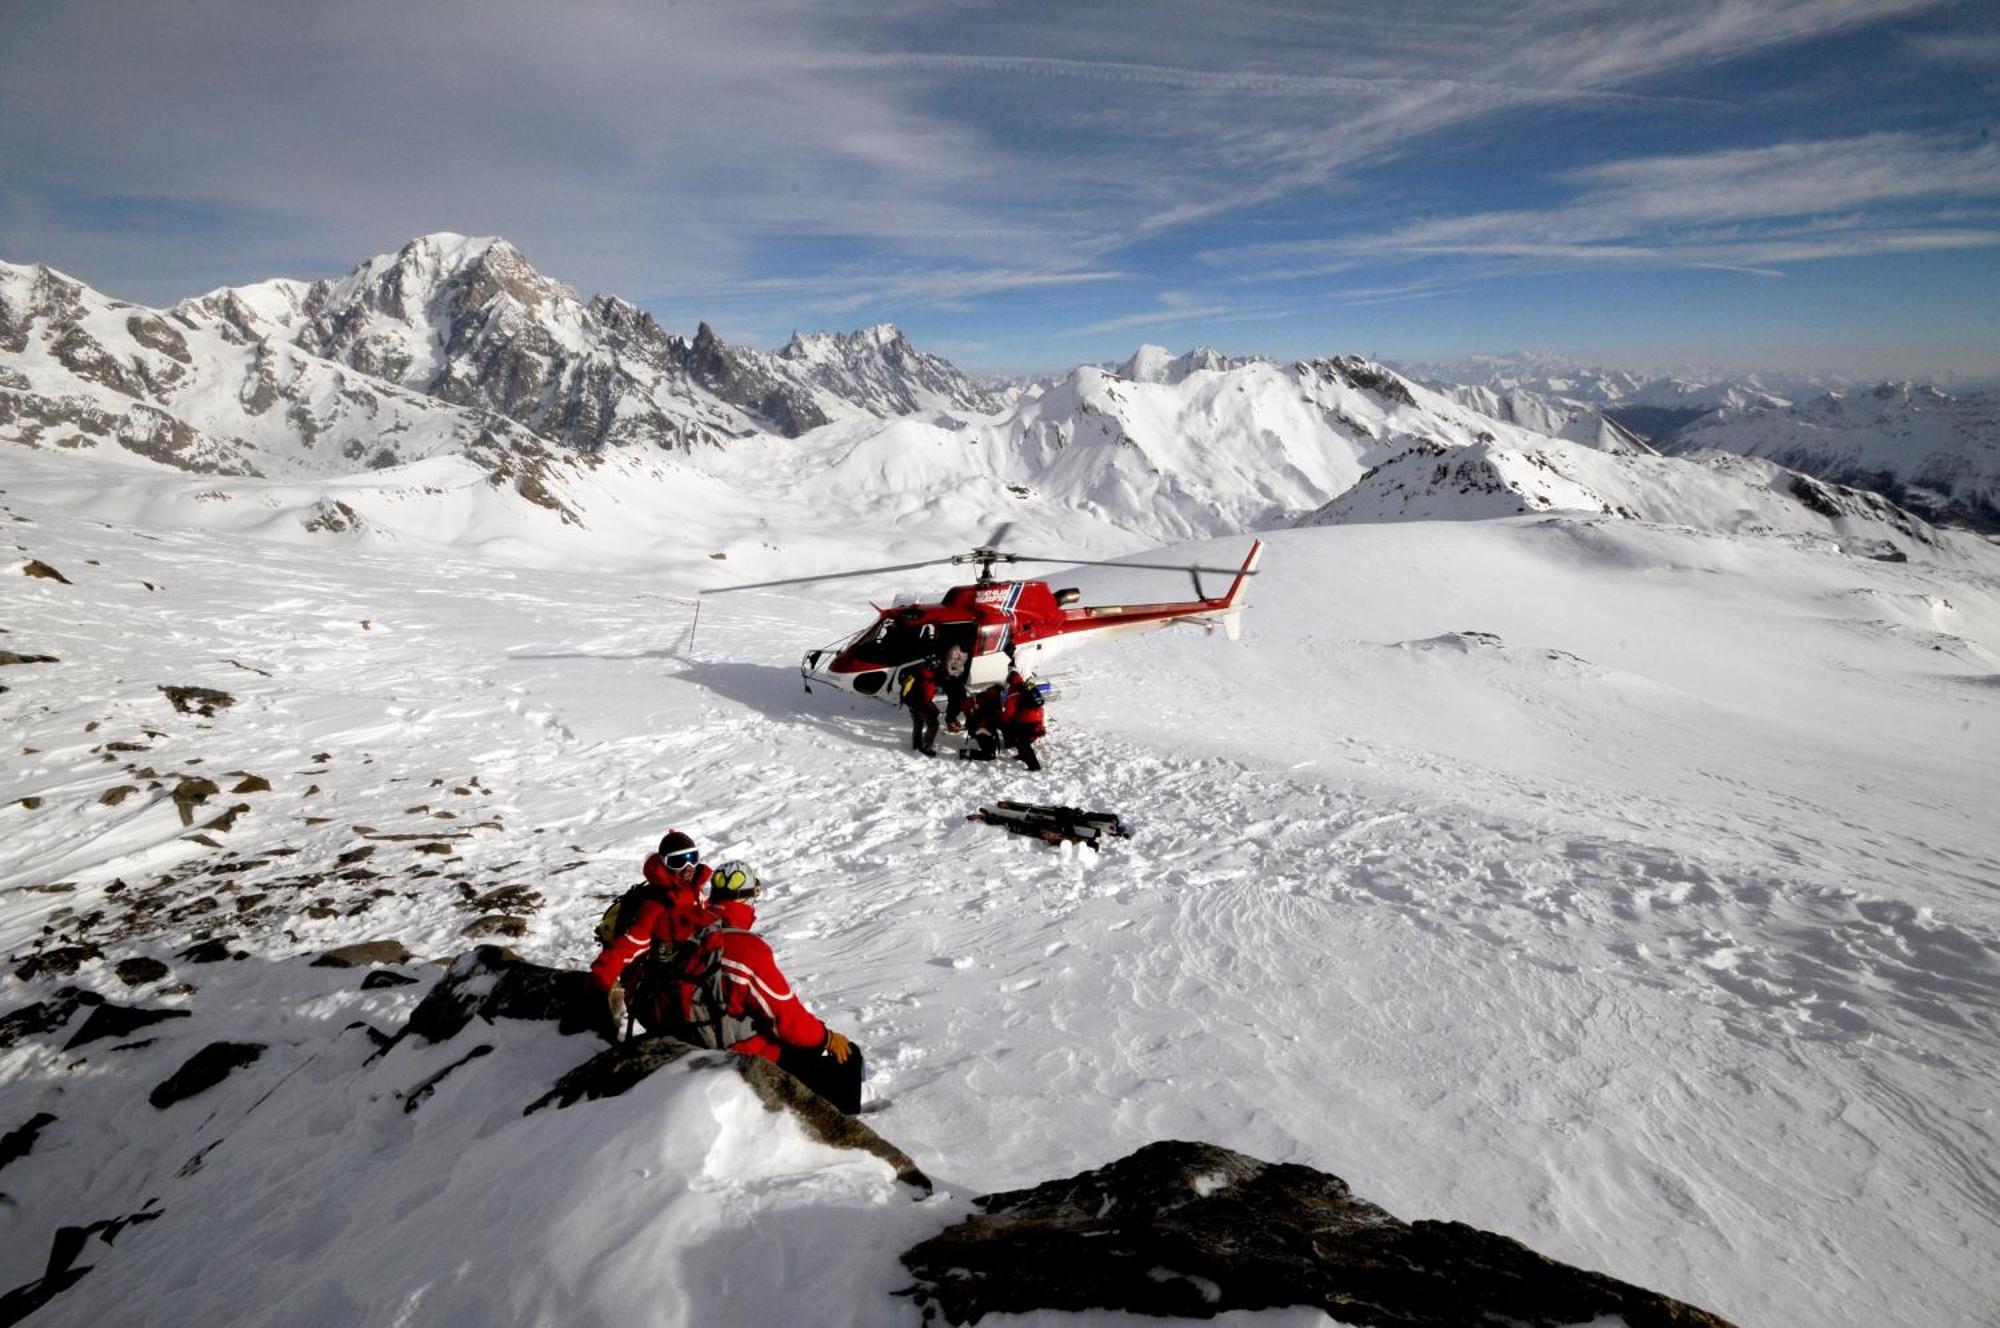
[{"left": 900, "top": 1139, "right": 1739, "bottom": 1327}]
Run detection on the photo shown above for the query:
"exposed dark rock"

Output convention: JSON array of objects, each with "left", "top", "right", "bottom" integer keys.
[
  {"left": 98, "top": 785, "right": 138, "bottom": 806},
  {"left": 22, "top": 559, "right": 69, "bottom": 584},
  {"left": 401, "top": 1043, "right": 493, "bottom": 1113},
  {"left": 461, "top": 913, "right": 527, "bottom": 939},
  {"left": 148, "top": 1041, "right": 266, "bottom": 1108},
  {"left": 899, "top": 1140, "right": 1736, "bottom": 1327},
  {"left": 360, "top": 969, "right": 419, "bottom": 990},
  {"left": 168, "top": 776, "right": 219, "bottom": 826},
  {"left": 311, "top": 939, "right": 413, "bottom": 969},
  {"left": 229, "top": 774, "right": 272, "bottom": 794},
  {"left": 400, "top": 945, "right": 598, "bottom": 1045},
  {"left": 0, "top": 987, "right": 104, "bottom": 1049},
  {"left": 0, "top": 1112, "right": 57, "bottom": 1174},
  {"left": 1788, "top": 473, "right": 1842, "bottom": 520},
  {"left": 303, "top": 498, "right": 363, "bottom": 533},
  {"left": 126, "top": 313, "right": 192, "bottom": 364},
  {"left": 0, "top": 649, "right": 59, "bottom": 665},
  {"left": 202, "top": 802, "right": 251, "bottom": 832},
  {"left": 113, "top": 956, "right": 170, "bottom": 987},
  {"left": 175, "top": 938, "right": 242, "bottom": 964},
  {"left": 0, "top": 1204, "right": 163, "bottom": 1326},
  {"left": 1313, "top": 355, "right": 1419, "bottom": 407},
  {"left": 525, "top": 1034, "right": 932, "bottom": 1193},
  {"left": 63, "top": 1001, "right": 191, "bottom": 1051},
  {"left": 159, "top": 685, "right": 234, "bottom": 717},
  {"left": 459, "top": 883, "right": 542, "bottom": 913},
  {"left": 523, "top": 1031, "right": 695, "bottom": 1110},
  {"left": 12, "top": 944, "right": 103, "bottom": 981}
]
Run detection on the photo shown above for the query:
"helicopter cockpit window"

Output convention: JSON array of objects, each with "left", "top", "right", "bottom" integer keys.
[{"left": 855, "top": 616, "right": 935, "bottom": 665}]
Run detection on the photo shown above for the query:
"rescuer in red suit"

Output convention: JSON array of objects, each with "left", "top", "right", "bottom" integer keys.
[
  {"left": 999, "top": 669, "right": 1046, "bottom": 771},
  {"left": 673, "top": 862, "right": 864, "bottom": 1114},
  {"left": 588, "top": 830, "right": 714, "bottom": 1034}
]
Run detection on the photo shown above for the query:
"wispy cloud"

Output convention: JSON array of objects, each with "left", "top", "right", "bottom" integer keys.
[
  {"left": 1064, "top": 292, "right": 1284, "bottom": 337},
  {"left": 1206, "top": 132, "right": 2000, "bottom": 282},
  {"left": 1900, "top": 31, "right": 2000, "bottom": 67},
  {"left": 0, "top": 0, "right": 1988, "bottom": 374}
]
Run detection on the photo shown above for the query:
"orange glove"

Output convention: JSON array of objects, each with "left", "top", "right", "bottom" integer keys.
[{"left": 824, "top": 1030, "right": 853, "bottom": 1063}]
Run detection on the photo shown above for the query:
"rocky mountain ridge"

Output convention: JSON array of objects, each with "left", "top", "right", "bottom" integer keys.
[
  {"left": 0, "top": 235, "right": 1000, "bottom": 489},
  {"left": 4, "top": 247, "right": 1968, "bottom": 563}
]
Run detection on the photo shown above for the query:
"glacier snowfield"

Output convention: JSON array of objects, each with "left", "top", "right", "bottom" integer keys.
[{"left": 4, "top": 451, "right": 1998, "bottom": 1326}]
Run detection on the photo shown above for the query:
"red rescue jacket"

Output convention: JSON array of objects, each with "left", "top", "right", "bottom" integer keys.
[
  {"left": 680, "top": 899, "right": 829, "bottom": 1062},
  {"left": 1001, "top": 672, "right": 1046, "bottom": 739},
  {"left": 588, "top": 853, "right": 714, "bottom": 993}
]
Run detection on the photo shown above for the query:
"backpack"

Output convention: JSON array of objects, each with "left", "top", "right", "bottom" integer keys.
[
  {"left": 673, "top": 922, "right": 761, "bottom": 1049},
  {"left": 626, "top": 920, "right": 759, "bottom": 1048},
  {"left": 593, "top": 883, "right": 653, "bottom": 947}
]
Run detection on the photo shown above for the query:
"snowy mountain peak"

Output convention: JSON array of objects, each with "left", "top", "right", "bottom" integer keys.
[
  {"left": 1115, "top": 343, "right": 1247, "bottom": 385},
  {"left": 774, "top": 321, "right": 997, "bottom": 419}
]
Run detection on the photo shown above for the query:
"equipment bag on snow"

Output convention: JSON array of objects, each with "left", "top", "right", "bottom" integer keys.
[{"left": 969, "top": 800, "right": 1129, "bottom": 850}]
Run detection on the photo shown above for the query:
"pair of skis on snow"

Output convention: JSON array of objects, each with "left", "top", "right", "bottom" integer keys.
[{"left": 968, "top": 800, "right": 1129, "bottom": 850}]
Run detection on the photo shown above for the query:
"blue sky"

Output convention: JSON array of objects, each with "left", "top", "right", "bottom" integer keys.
[{"left": 2, "top": 0, "right": 1996, "bottom": 379}]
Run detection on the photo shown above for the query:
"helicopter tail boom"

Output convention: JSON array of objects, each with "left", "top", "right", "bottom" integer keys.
[{"left": 1063, "top": 538, "right": 1262, "bottom": 626}]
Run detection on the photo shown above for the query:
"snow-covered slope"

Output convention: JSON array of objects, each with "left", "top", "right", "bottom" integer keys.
[
  {"left": 1432, "top": 383, "right": 1653, "bottom": 455},
  {"left": 1658, "top": 383, "right": 2000, "bottom": 532},
  {"left": 4, "top": 456, "right": 1998, "bottom": 1326},
  {"left": 1308, "top": 432, "right": 1939, "bottom": 561}
]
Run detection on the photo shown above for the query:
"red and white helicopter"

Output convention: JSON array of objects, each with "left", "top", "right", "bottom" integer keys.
[{"left": 701, "top": 525, "right": 1262, "bottom": 701}]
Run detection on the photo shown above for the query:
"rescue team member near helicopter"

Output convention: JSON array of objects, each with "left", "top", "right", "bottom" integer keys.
[
  {"left": 940, "top": 643, "right": 971, "bottom": 733},
  {"left": 962, "top": 669, "right": 1048, "bottom": 769},
  {"left": 960, "top": 682, "right": 1006, "bottom": 762},
  {"left": 901, "top": 656, "right": 942, "bottom": 756},
  {"left": 589, "top": 829, "right": 714, "bottom": 1034},
  {"left": 999, "top": 668, "right": 1047, "bottom": 772},
  {"left": 669, "top": 862, "right": 864, "bottom": 1114}
]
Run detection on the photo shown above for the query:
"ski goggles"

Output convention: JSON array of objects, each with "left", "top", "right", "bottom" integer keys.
[{"left": 662, "top": 848, "right": 698, "bottom": 871}]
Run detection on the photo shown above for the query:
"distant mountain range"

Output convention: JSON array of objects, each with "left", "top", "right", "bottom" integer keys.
[
  {"left": 1654, "top": 384, "right": 2000, "bottom": 532},
  {"left": 0, "top": 233, "right": 996, "bottom": 480},
  {"left": 1393, "top": 351, "right": 1999, "bottom": 532},
  {"left": 2, "top": 238, "right": 1990, "bottom": 553}
]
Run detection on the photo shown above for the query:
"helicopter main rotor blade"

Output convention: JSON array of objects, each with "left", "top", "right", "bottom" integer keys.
[
  {"left": 983, "top": 521, "right": 1014, "bottom": 550},
  {"left": 699, "top": 556, "right": 958, "bottom": 595},
  {"left": 1006, "top": 554, "right": 1259, "bottom": 577}
]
